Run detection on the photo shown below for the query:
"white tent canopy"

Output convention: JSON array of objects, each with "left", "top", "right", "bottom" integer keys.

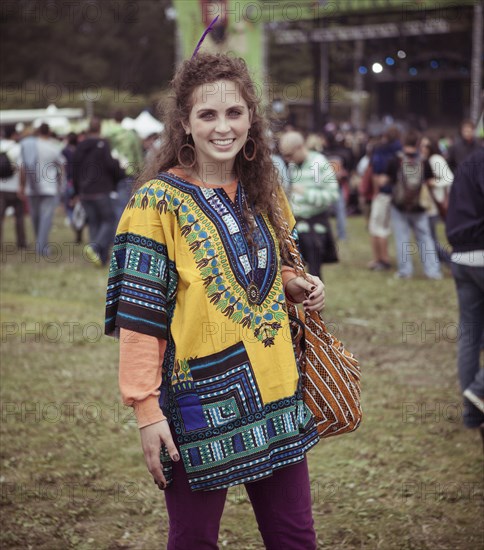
[
  {"left": 122, "top": 111, "right": 164, "bottom": 139},
  {"left": 0, "top": 104, "right": 83, "bottom": 126}
]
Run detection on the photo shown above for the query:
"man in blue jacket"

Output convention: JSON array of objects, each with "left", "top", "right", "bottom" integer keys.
[{"left": 446, "top": 147, "right": 484, "bottom": 444}]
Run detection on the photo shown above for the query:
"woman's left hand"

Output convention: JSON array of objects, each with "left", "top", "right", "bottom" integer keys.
[{"left": 285, "top": 274, "right": 325, "bottom": 312}]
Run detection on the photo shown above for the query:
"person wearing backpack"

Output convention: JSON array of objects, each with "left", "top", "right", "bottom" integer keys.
[
  {"left": 382, "top": 130, "right": 442, "bottom": 279},
  {"left": 0, "top": 126, "right": 27, "bottom": 251}
]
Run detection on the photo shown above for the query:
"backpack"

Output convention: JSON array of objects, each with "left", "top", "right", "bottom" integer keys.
[
  {"left": 0, "top": 150, "right": 14, "bottom": 179},
  {"left": 392, "top": 155, "right": 425, "bottom": 212}
]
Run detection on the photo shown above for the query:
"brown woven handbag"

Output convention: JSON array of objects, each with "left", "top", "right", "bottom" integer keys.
[{"left": 285, "top": 230, "right": 362, "bottom": 438}]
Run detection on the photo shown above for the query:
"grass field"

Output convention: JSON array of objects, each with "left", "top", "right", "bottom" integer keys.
[{"left": 1, "top": 209, "right": 483, "bottom": 550}]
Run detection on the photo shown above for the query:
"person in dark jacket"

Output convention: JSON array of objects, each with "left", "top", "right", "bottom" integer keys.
[
  {"left": 447, "top": 119, "right": 482, "bottom": 171},
  {"left": 72, "top": 117, "right": 123, "bottom": 266},
  {"left": 446, "top": 148, "right": 484, "bottom": 444}
]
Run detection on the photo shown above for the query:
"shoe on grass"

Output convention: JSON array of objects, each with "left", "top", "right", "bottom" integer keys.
[
  {"left": 85, "top": 244, "right": 103, "bottom": 267},
  {"left": 368, "top": 260, "right": 387, "bottom": 270},
  {"left": 463, "top": 389, "right": 484, "bottom": 414},
  {"left": 373, "top": 261, "right": 392, "bottom": 271},
  {"left": 393, "top": 272, "right": 412, "bottom": 279}
]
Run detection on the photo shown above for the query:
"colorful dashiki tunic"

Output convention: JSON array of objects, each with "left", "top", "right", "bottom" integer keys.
[{"left": 105, "top": 170, "right": 319, "bottom": 491}]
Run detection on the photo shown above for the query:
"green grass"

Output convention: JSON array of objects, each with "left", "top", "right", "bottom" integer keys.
[{"left": 1, "top": 210, "right": 482, "bottom": 550}]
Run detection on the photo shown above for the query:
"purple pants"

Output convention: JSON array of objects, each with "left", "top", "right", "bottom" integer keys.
[{"left": 164, "top": 456, "right": 317, "bottom": 549}]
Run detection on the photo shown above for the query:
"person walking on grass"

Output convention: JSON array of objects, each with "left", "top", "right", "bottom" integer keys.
[
  {"left": 279, "top": 130, "right": 339, "bottom": 278},
  {"left": 379, "top": 129, "right": 442, "bottom": 280},
  {"left": 419, "top": 136, "right": 453, "bottom": 265},
  {"left": 20, "top": 123, "right": 65, "bottom": 257},
  {"left": 0, "top": 125, "right": 27, "bottom": 251},
  {"left": 72, "top": 117, "right": 123, "bottom": 267},
  {"left": 446, "top": 148, "right": 484, "bottom": 446},
  {"left": 367, "top": 126, "right": 401, "bottom": 271},
  {"left": 105, "top": 52, "right": 325, "bottom": 549}
]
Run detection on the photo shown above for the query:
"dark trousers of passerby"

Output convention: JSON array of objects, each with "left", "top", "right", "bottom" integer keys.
[
  {"left": 0, "top": 191, "right": 27, "bottom": 249},
  {"left": 63, "top": 180, "right": 83, "bottom": 244},
  {"left": 297, "top": 212, "right": 339, "bottom": 278},
  {"left": 450, "top": 262, "right": 484, "bottom": 429},
  {"left": 298, "top": 231, "right": 326, "bottom": 277},
  {"left": 164, "top": 455, "right": 316, "bottom": 550},
  {"left": 81, "top": 194, "right": 117, "bottom": 265}
]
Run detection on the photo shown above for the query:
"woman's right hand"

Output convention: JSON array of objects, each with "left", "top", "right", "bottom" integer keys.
[{"left": 139, "top": 419, "right": 179, "bottom": 490}]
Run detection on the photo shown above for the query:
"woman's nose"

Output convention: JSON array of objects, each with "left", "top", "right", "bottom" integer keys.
[{"left": 215, "top": 116, "right": 230, "bottom": 133}]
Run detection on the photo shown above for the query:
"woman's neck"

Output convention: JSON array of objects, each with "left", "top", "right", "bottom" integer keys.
[{"left": 189, "top": 162, "right": 236, "bottom": 186}]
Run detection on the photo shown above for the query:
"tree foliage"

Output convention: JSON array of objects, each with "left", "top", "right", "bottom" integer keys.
[{"left": 1, "top": 0, "right": 175, "bottom": 100}]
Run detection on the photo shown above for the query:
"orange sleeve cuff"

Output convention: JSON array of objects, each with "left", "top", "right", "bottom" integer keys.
[
  {"left": 133, "top": 396, "right": 166, "bottom": 429},
  {"left": 281, "top": 265, "right": 299, "bottom": 303},
  {"left": 119, "top": 328, "right": 167, "bottom": 429}
]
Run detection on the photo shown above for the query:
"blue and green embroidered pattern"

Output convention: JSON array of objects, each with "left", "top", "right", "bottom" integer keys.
[
  {"left": 105, "top": 232, "right": 178, "bottom": 338},
  {"left": 132, "top": 173, "right": 288, "bottom": 346},
  {"left": 167, "top": 341, "right": 319, "bottom": 491}
]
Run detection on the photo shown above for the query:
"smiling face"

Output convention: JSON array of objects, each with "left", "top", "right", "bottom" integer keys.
[{"left": 183, "top": 79, "right": 251, "bottom": 176}]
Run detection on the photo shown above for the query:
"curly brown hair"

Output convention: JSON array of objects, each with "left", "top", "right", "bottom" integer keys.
[{"left": 137, "top": 53, "right": 292, "bottom": 263}]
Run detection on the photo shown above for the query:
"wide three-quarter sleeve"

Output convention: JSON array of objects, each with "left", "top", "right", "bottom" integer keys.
[{"left": 104, "top": 181, "right": 178, "bottom": 339}]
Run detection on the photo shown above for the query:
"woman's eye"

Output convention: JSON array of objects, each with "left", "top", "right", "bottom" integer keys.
[
  {"left": 200, "top": 112, "right": 214, "bottom": 119},
  {"left": 229, "top": 110, "right": 242, "bottom": 117}
]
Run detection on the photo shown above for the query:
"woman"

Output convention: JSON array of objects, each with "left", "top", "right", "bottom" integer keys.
[
  {"left": 420, "top": 136, "right": 453, "bottom": 265},
  {"left": 105, "top": 53, "right": 325, "bottom": 549}
]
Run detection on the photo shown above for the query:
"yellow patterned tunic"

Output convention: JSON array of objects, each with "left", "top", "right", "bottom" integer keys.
[{"left": 105, "top": 170, "right": 319, "bottom": 491}]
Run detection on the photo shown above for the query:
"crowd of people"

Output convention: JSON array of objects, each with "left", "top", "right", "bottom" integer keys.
[
  {"left": 1, "top": 85, "right": 482, "bottom": 314},
  {"left": 2, "top": 114, "right": 481, "bottom": 279},
  {"left": 272, "top": 117, "right": 481, "bottom": 281},
  {"left": 0, "top": 113, "right": 151, "bottom": 266}
]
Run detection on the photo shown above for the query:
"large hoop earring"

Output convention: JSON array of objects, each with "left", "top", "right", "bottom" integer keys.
[
  {"left": 243, "top": 134, "right": 257, "bottom": 162},
  {"left": 178, "top": 135, "right": 197, "bottom": 168}
]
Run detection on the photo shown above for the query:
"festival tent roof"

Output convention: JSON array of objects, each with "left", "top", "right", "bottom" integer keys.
[
  {"left": 0, "top": 104, "right": 83, "bottom": 126},
  {"left": 127, "top": 111, "right": 164, "bottom": 139}
]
